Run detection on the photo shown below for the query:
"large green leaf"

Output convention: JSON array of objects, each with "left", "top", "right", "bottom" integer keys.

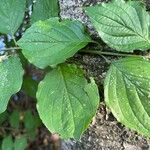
[
  {"left": 18, "top": 18, "right": 91, "bottom": 68},
  {"left": 0, "top": 0, "right": 26, "bottom": 35},
  {"left": 18, "top": 18, "right": 91, "bottom": 69},
  {"left": 85, "top": 0, "right": 150, "bottom": 52},
  {"left": 105, "top": 57, "right": 150, "bottom": 137},
  {"left": 31, "top": 0, "right": 59, "bottom": 24},
  {"left": 37, "top": 64, "right": 99, "bottom": 139},
  {"left": 0, "top": 56, "right": 24, "bottom": 113}
]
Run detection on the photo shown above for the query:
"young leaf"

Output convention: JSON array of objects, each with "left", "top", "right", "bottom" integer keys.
[
  {"left": 0, "top": 56, "right": 24, "bottom": 113},
  {"left": 0, "top": 0, "right": 26, "bottom": 35},
  {"left": 17, "top": 18, "right": 91, "bottom": 69},
  {"left": 22, "top": 76, "right": 38, "bottom": 98},
  {"left": 24, "top": 111, "right": 41, "bottom": 139},
  {"left": 9, "top": 110, "right": 20, "bottom": 128},
  {"left": 36, "top": 64, "right": 99, "bottom": 139},
  {"left": 14, "top": 136, "right": 27, "bottom": 150},
  {"left": 2, "top": 136, "right": 13, "bottom": 150},
  {"left": 24, "top": 110, "right": 41, "bottom": 130},
  {"left": 105, "top": 57, "right": 150, "bottom": 137},
  {"left": 85, "top": 0, "right": 150, "bottom": 52},
  {"left": 31, "top": 0, "right": 59, "bottom": 24},
  {"left": 0, "top": 111, "right": 8, "bottom": 125}
]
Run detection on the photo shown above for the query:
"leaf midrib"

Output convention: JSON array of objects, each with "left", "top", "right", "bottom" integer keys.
[
  {"left": 59, "top": 67, "right": 76, "bottom": 136},
  {"left": 88, "top": 3, "right": 150, "bottom": 44}
]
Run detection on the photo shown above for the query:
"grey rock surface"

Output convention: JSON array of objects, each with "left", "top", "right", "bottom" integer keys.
[
  {"left": 59, "top": 0, "right": 107, "bottom": 36},
  {"left": 59, "top": 0, "right": 150, "bottom": 150}
]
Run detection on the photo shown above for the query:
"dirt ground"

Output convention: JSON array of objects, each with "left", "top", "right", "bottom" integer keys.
[{"left": 59, "top": 0, "right": 150, "bottom": 150}]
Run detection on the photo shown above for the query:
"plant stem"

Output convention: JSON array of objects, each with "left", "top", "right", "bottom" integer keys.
[
  {"left": 12, "top": 35, "right": 17, "bottom": 46},
  {"left": 0, "top": 47, "right": 21, "bottom": 51},
  {"left": 0, "top": 127, "right": 26, "bottom": 133},
  {"left": 81, "top": 50, "right": 141, "bottom": 57}
]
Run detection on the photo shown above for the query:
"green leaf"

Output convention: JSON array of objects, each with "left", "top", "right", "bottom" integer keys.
[
  {"left": 31, "top": 0, "right": 59, "bottom": 24},
  {"left": 24, "top": 111, "right": 35, "bottom": 130},
  {"left": 37, "top": 64, "right": 99, "bottom": 139},
  {"left": 0, "top": 111, "right": 8, "bottom": 125},
  {"left": 27, "top": 0, "right": 33, "bottom": 8},
  {"left": 14, "top": 136, "right": 27, "bottom": 150},
  {"left": 85, "top": 0, "right": 150, "bottom": 52},
  {"left": 18, "top": 18, "right": 91, "bottom": 69},
  {"left": 105, "top": 57, "right": 150, "bottom": 137},
  {"left": 2, "top": 136, "right": 13, "bottom": 150},
  {"left": 22, "top": 76, "right": 38, "bottom": 98},
  {"left": 24, "top": 110, "right": 41, "bottom": 139},
  {"left": 0, "top": 0, "right": 26, "bottom": 35},
  {"left": 9, "top": 110, "right": 20, "bottom": 128},
  {"left": 24, "top": 110, "right": 41, "bottom": 130},
  {"left": 0, "top": 56, "right": 24, "bottom": 113}
]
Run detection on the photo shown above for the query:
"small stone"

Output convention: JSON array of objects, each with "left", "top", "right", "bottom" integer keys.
[{"left": 123, "top": 143, "right": 142, "bottom": 150}]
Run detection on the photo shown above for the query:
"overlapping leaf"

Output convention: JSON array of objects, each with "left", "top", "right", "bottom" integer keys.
[
  {"left": 0, "top": 56, "right": 24, "bottom": 113},
  {"left": 36, "top": 64, "right": 99, "bottom": 139},
  {"left": 22, "top": 76, "right": 38, "bottom": 98},
  {"left": 85, "top": 0, "right": 150, "bottom": 52},
  {"left": 2, "top": 136, "right": 13, "bottom": 150},
  {"left": 1, "top": 136, "right": 27, "bottom": 150},
  {"left": 31, "top": 0, "right": 59, "bottom": 23},
  {"left": 14, "top": 136, "right": 27, "bottom": 150},
  {"left": 9, "top": 110, "right": 20, "bottom": 128},
  {"left": 105, "top": 57, "right": 150, "bottom": 137},
  {"left": 0, "top": 0, "right": 26, "bottom": 35},
  {"left": 18, "top": 18, "right": 91, "bottom": 69}
]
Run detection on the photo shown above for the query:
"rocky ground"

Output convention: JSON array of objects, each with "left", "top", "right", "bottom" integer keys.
[{"left": 59, "top": 0, "right": 150, "bottom": 150}]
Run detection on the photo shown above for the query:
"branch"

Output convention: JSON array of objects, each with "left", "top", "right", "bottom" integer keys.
[
  {"left": 0, "top": 47, "right": 21, "bottom": 51},
  {"left": 80, "top": 50, "right": 142, "bottom": 58}
]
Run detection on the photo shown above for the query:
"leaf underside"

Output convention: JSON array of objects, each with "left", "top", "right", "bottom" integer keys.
[
  {"left": 105, "top": 57, "right": 150, "bottom": 137},
  {"left": 0, "top": 0, "right": 26, "bottom": 35},
  {"left": 85, "top": 0, "right": 150, "bottom": 52},
  {"left": 18, "top": 18, "right": 91, "bottom": 69},
  {"left": 36, "top": 64, "right": 99, "bottom": 139},
  {"left": 0, "top": 56, "right": 24, "bottom": 113}
]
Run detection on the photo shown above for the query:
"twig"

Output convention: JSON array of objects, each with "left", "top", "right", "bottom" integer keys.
[
  {"left": 0, "top": 47, "right": 21, "bottom": 51},
  {"left": 0, "top": 126, "right": 26, "bottom": 133},
  {"left": 12, "top": 35, "right": 18, "bottom": 46},
  {"left": 81, "top": 50, "right": 141, "bottom": 57}
]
